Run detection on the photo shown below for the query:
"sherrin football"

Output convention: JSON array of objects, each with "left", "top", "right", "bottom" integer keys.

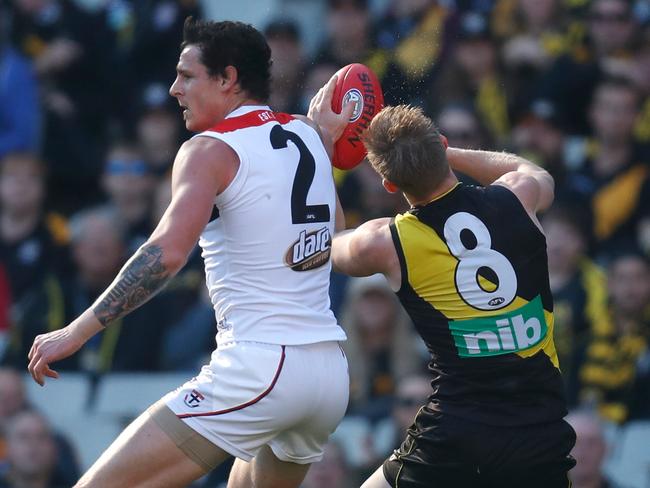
[{"left": 331, "top": 63, "right": 384, "bottom": 170}]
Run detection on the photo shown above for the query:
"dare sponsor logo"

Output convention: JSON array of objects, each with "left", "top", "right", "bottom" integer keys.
[{"left": 285, "top": 227, "right": 331, "bottom": 271}]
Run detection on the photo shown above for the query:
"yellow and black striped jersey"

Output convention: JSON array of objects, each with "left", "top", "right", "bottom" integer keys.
[{"left": 390, "top": 183, "right": 567, "bottom": 426}]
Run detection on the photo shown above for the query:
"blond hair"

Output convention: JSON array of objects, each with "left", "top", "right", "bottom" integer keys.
[{"left": 363, "top": 105, "right": 448, "bottom": 199}]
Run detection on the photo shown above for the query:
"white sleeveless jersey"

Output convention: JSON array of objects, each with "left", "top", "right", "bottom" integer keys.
[{"left": 196, "top": 105, "right": 346, "bottom": 346}]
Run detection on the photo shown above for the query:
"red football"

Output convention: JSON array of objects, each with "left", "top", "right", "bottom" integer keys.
[{"left": 330, "top": 63, "right": 384, "bottom": 170}]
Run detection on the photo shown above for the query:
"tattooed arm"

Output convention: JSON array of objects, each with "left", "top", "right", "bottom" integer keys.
[
  {"left": 27, "top": 137, "right": 240, "bottom": 385},
  {"left": 92, "top": 244, "right": 171, "bottom": 326}
]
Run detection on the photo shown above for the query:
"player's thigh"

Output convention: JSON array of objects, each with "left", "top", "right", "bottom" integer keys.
[
  {"left": 361, "top": 466, "right": 393, "bottom": 488},
  {"left": 228, "top": 445, "right": 310, "bottom": 488},
  {"left": 75, "top": 402, "right": 228, "bottom": 488}
]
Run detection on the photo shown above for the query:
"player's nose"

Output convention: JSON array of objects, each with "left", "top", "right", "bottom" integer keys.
[{"left": 169, "top": 77, "right": 181, "bottom": 97}]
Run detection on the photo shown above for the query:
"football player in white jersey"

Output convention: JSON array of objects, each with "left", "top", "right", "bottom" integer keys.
[{"left": 27, "top": 18, "right": 354, "bottom": 488}]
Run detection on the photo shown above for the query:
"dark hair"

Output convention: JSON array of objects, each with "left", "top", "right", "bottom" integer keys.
[{"left": 182, "top": 17, "right": 272, "bottom": 102}]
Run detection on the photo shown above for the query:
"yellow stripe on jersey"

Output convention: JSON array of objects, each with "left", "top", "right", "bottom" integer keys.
[{"left": 394, "top": 212, "right": 559, "bottom": 367}]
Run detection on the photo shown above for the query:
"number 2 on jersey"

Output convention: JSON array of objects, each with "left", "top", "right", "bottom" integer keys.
[
  {"left": 270, "top": 125, "right": 330, "bottom": 224},
  {"left": 444, "top": 212, "right": 517, "bottom": 310}
]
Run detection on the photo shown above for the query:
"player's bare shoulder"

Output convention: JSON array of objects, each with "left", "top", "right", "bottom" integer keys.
[
  {"left": 175, "top": 136, "right": 240, "bottom": 195},
  {"left": 353, "top": 217, "right": 396, "bottom": 265}
]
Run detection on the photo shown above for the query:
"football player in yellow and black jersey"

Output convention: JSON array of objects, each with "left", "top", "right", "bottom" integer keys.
[{"left": 320, "top": 105, "right": 576, "bottom": 487}]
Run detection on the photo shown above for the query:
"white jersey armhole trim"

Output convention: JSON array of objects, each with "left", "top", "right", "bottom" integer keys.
[{"left": 194, "top": 132, "right": 250, "bottom": 207}]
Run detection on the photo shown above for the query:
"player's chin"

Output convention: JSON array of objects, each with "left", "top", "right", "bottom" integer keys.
[
  {"left": 185, "top": 118, "right": 210, "bottom": 133},
  {"left": 185, "top": 119, "right": 201, "bottom": 132}
]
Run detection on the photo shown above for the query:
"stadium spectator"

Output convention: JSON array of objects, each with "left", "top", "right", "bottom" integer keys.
[
  {"left": 106, "top": 0, "right": 202, "bottom": 133},
  {"left": 578, "top": 251, "right": 650, "bottom": 423},
  {"left": 562, "top": 77, "right": 650, "bottom": 259},
  {"left": 264, "top": 19, "right": 305, "bottom": 114},
  {"left": 116, "top": 0, "right": 202, "bottom": 90},
  {"left": 135, "top": 83, "right": 184, "bottom": 177},
  {"left": 314, "top": 0, "right": 374, "bottom": 69},
  {"left": 511, "top": 98, "right": 567, "bottom": 187},
  {"left": 373, "top": 0, "right": 454, "bottom": 106},
  {"left": 340, "top": 274, "right": 424, "bottom": 419},
  {"left": 436, "top": 102, "right": 493, "bottom": 151},
  {"left": 0, "top": 153, "right": 69, "bottom": 302},
  {"left": 496, "top": 0, "right": 568, "bottom": 104},
  {"left": 354, "top": 162, "right": 410, "bottom": 222},
  {"left": 496, "top": 0, "right": 573, "bottom": 127},
  {"left": 0, "top": 153, "right": 70, "bottom": 369},
  {"left": 433, "top": 12, "right": 513, "bottom": 144},
  {"left": 371, "top": 373, "right": 431, "bottom": 463},
  {"left": 101, "top": 142, "right": 156, "bottom": 255},
  {"left": 629, "top": 32, "right": 650, "bottom": 144},
  {"left": 0, "top": 7, "right": 41, "bottom": 160},
  {"left": 9, "top": 0, "right": 114, "bottom": 210},
  {"left": 0, "top": 267, "right": 10, "bottom": 360},
  {"left": 0, "top": 368, "right": 26, "bottom": 436},
  {"left": 0, "top": 369, "right": 78, "bottom": 485},
  {"left": 542, "top": 205, "right": 608, "bottom": 406},
  {"left": 566, "top": 410, "right": 617, "bottom": 488},
  {"left": 297, "top": 61, "right": 338, "bottom": 115},
  {"left": 0, "top": 410, "right": 63, "bottom": 488},
  {"left": 536, "top": 0, "right": 642, "bottom": 134}
]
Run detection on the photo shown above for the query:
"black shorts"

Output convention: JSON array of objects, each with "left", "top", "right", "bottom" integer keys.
[{"left": 382, "top": 410, "right": 576, "bottom": 488}]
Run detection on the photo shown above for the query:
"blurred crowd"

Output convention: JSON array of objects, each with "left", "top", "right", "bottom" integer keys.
[{"left": 0, "top": 0, "right": 649, "bottom": 486}]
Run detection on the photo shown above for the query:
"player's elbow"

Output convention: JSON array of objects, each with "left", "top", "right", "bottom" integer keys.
[
  {"left": 144, "top": 240, "right": 188, "bottom": 274},
  {"left": 164, "top": 249, "right": 189, "bottom": 273},
  {"left": 535, "top": 172, "right": 555, "bottom": 211}
]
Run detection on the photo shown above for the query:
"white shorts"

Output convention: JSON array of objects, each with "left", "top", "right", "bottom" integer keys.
[{"left": 163, "top": 340, "right": 349, "bottom": 464}]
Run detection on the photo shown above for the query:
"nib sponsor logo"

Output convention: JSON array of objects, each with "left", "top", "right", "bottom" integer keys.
[
  {"left": 449, "top": 296, "right": 548, "bottom": 357},
  {"left": 285, "top": 227, "right": 331, "bottom": 271}
]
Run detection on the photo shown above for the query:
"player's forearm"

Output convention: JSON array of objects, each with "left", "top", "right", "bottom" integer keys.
[
  {"left": 91, "top": 243, "right": 181, "bottom": 327},
  {"left": 446, "top": 148, "right": 547, "bottom": 186}
]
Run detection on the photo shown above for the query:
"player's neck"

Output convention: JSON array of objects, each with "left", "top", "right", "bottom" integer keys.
[
  {"left": 406, "top": 171, "right": 459, "bottom": 208},
  {"left": 225, "top": 96, "right": 266, "bottom": 117}
]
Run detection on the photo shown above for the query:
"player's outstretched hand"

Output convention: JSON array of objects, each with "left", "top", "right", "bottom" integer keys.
[
  {"left": 308, "top": 75, "right": 355, "bottom": 143},
  {"left": 28, "top": 326, "right": 85, "bottom": 386}
]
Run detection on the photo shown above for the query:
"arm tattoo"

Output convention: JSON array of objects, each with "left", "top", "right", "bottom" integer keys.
[{"left": 93, "top": 244, "right": 172, "bottom": 327}]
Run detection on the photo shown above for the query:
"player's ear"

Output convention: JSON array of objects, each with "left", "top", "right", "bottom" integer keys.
[
  {"left": 382, "top": 178, "right": 399, "bottom": 194},
  {"left": 220, "top": 66, "right": 239, "bottom": 89}
]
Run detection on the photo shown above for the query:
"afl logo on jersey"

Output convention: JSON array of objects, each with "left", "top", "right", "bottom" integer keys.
[
  {"left": 285, "top": 227, "right": 332, "bottom": 271},
  {"left": 344, "top": 89, "right": 363, "bottom": 122}
]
